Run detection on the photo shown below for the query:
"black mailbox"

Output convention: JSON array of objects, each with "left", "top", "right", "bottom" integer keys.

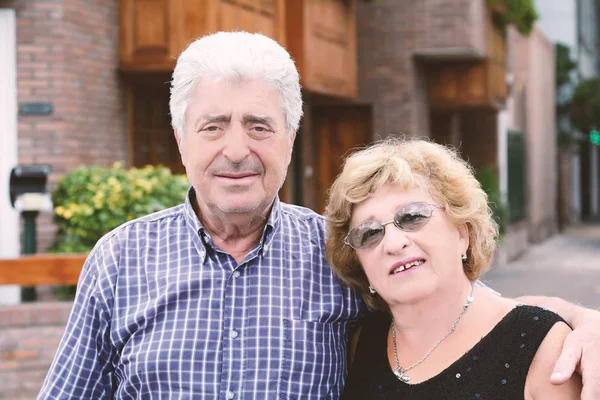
[{"left": 9, "top": 164, "right": 52, "bottom": 208}]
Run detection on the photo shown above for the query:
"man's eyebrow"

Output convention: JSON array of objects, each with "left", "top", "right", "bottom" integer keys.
[
  {"left": 194, "top": 114, "right": 231, "bottom": 129},
  {"left": 243, "top": 114, "right": 274, "bottom": 125}
]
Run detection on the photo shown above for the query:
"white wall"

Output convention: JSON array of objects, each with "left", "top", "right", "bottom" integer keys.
[
  {"left": 576, "top": 0, "right": 598, "bottom": 79},
  {"left": 0, "top": 9, "right": 21, "bottom": 304},
  {"left": 497, "top": 107, "right": 509, "bottom": 203},
  {"left": 535, "top": 0, "right": 577, "bottom": 48}
]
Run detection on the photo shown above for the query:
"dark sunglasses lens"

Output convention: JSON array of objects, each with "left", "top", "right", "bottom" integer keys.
[
  {"left": 348, "top": 222, "right": 384, "bottom": 249},
  {"left": 394, "top": 203, "right": 433, "bottom": 231}
]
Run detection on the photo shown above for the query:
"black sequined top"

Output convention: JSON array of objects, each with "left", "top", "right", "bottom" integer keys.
[{"left": 342, "top": 305, "right": 566, "bottom": 399}]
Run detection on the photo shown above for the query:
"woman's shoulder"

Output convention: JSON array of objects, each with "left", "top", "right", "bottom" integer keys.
[
  {"left": 481, "top": 304, "right": 568, "bottom": 346},
  {"left": 461, "top": 301, "right": 568, "bottom": 374},
  {"left": 474, "top": 298, "right": 580, "bottom": 398},
  {"left": 510, "top": 304, "right": 568, "bottom": 328},
  {"left": 476, "top": 289, "right": 568, "bottom": 334}
]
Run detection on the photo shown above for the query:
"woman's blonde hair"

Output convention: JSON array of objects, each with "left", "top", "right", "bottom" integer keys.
[{"left": 325, "top": 137, "right": 499, "bottom": 312}]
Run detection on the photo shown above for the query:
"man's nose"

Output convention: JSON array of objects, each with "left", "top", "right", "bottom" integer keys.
[{"left": 222, "top": 125, "right": 251, "bottom": 163}]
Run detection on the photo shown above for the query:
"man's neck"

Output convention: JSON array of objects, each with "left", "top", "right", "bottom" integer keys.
[{"left": 196, "top": 203, "right": 272, "bottom": 264}]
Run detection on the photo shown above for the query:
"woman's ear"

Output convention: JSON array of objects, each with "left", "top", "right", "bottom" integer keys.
[{"left": 458, "top": 223, "right": 470, "bottom": 255}]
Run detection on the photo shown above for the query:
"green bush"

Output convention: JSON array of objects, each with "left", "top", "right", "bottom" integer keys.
[
  {"left": 50, "top": 163, "right": 189, "bottom": 254},
  {"left": 488, "top": 0, "right": 538, "bottom": 35}
]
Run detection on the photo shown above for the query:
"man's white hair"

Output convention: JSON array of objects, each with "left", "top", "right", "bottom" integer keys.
[{"left": 170, "top": 31, "right": 303, "bottom": 136}]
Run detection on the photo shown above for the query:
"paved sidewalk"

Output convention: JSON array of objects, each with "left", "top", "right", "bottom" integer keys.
[{"left": 482, "top": 224, "right": 600, "bottom": 309}]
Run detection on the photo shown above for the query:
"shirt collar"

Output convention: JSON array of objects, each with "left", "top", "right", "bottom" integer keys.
[
  {"left": 261, "top": 196, "right": 281, "bottom": 252},
  {"left": 183, "top": 187, "right": 281, "bottom": 253},
  {"left": 183, "top": 187, "right": 204, "bottom": 238}
]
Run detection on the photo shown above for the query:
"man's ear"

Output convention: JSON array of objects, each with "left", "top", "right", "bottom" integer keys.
[
  {"left": 174, "top": 129, "right": 186, "bottom": 166},
  {"left": 287, "top": 132, "right": 297, "bottom": 165},
  {"left": 174, "top": 129, "right": 183, "bottom": 152}
]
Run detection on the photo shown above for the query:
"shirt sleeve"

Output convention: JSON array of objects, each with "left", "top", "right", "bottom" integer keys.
[{"left": 37, "top": 250, "right": 116, "bottom": 399}]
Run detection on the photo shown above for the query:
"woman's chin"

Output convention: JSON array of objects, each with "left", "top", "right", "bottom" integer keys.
[{"left": 385, "top": 283, "right": 438, "bottom": 307}]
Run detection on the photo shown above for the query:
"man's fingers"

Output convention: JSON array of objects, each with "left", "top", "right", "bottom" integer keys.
[
  {"left": 580, "top": 383, "right": 600, "bottom": 400},
  {"left": 580, "top": 361, "right": 600, "bottom": 400},
  {"left": 550, "top": 335, "right": 581, "bottom": 385}
]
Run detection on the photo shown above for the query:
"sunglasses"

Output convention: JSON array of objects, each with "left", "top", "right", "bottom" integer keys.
[{"left": 344, "top": 201, "right": 444, "bottom": 250}]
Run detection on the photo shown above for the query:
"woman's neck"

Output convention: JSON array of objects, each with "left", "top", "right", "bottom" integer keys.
[{"left": 389, "top": 279, "right": 474, "bottom": 354}]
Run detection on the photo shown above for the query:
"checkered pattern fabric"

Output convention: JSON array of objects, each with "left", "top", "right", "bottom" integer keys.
[{"left": 38, "top": 190, "right": 362, "bottom": 399}]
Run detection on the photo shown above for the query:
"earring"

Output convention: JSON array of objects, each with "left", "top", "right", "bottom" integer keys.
[
  {"left": 368, "top": 286, "right": 376, "bottom": 295},
  {"left": 461, "top": 254, "right": 467, "bottom": 262}
]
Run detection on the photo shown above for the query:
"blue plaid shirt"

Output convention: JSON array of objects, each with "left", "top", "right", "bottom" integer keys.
[{"left": 38, "top": 190, "right": 363, "bottom": 399}]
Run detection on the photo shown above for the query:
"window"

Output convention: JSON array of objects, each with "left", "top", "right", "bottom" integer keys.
[{"left": 129, "top": 78, "right": 184, "bottom": 174}]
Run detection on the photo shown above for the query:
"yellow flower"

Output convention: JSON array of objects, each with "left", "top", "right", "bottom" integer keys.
[
  {"left": 80, "top": 204, "right": 94, "bottom": 216},
  {"left": 92, "top": 192, "right": 105, "bottom": 208},
  {"left": 108, "top": 193, "right": 122, "bottom": 208},
  {"left": 136, "top": 179, "right": 152, "bottom": 193}
]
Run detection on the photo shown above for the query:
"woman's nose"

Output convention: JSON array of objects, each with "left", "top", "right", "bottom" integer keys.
[{"left": 381, "top": 223, "right": 411, "bottom": 254}]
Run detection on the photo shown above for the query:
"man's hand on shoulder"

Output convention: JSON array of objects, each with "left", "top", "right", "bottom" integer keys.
[{"left": 516, "top": 295, "right": 600, "bottom": 400}]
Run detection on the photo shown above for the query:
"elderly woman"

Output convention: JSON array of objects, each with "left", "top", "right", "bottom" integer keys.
[{"left": 325, "top": 138, "right": 581, "bottom": 399}]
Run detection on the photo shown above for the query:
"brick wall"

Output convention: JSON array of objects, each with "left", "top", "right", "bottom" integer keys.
[
  {"left": 7, "top": 0, "right": 127, "bottom": 252},
  {"left": 0, "top": 302, "right": 72, "bottom": 399},
  {"left": 356, "top": 0, "right": 488, "bottom": 138}
]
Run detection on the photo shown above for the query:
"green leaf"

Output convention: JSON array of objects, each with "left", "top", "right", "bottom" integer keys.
[{"left": 50, "top": 164, "right": 189, "bottom": 254}]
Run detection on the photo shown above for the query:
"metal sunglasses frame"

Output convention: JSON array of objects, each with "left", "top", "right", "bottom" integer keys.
[{"left": 344, "top": 202, "right": 445, "bottom": 250}]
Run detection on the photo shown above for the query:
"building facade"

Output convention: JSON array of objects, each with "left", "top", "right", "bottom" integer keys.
[
  {"left": 355, "top": 0, "right": 559, "bottom": 260},
  {"left": 0, "top": 0, "right": 563, "bottom": 298},
  {"left": 0, "top": 1, "right": 562, "bottom": 395},
  {"left": 503, "top": 25, "right": 557, "bottom": 259},
  {"left": 356, "top": 0, "right": 505, "bottom": 174}
]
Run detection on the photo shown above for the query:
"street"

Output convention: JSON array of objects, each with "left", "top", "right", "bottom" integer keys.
[{"left": 483, "top": 223, "right": 600, "bottom": 309}]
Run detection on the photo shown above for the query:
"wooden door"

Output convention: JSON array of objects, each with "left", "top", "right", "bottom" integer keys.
[
  {"left": 286, "top": 0, "right": 357, "bottom": 99},
  {"left": 313, "top": 105, "right": 373, "bottom": 213},
  {"left": 120, "top": 0, "right": 286, "bottom": 72},
  {"left": 120, "top": 0, "right": 176, "bottom": 70}
]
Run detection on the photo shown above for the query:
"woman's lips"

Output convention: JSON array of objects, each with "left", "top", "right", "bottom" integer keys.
[{"left": 390, "top": 260, "right": 426, "bottom": 275}]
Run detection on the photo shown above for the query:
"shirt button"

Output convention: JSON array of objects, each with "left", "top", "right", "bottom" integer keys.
[
  {"left": 226, "top": 391, "right": 234, "bottom": 399},
  {"left": 229, "top": 330, "right": 238, "bottom": 339},
  {"left": 233, "top": 271, "right": 241, "bottom": 278}
]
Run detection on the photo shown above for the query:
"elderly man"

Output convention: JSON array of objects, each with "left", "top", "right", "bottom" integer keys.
[{"left": 38, "top": 31, "right": 600, "bottom": 399}]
